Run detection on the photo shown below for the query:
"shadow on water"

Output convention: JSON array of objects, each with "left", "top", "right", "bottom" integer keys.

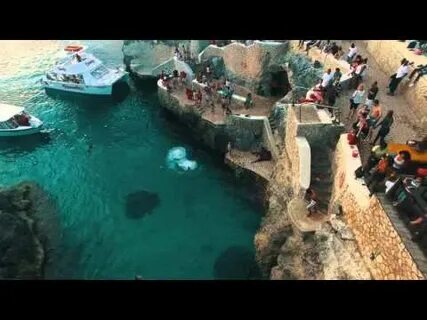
[
  {"left": 0, "top": 132, "right": 52, "bottom": 156},
  {"left": 125, "top": 190, "right": 161, "bottom": 219},
  {"left": 213, "top": 246, "right": 263, "bottom": 280}
]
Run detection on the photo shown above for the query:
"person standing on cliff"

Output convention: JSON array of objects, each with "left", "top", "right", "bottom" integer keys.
[
  {"left": 346, "top": 43, "right": 358, "bottom": 63},
  {"left": 365, "top": 81, "right": 379, "bottom": 108},
  {"left": 347, "top": 84, "right": 365, "bottom": 120},
  {"left": 244, "top": 93, "right": 254, "bottom": 109},
  {"left": 407, "top": 64, "right": 427, "bottom": 87},
  {"left": 321, "top": 68, "right": 333, "bottom": 88},
  {"left": 227, "top": 81, "right": 235, "bottom": 105},
  {"left": 387, "top": 59, "right": 411, "bottom": 96},
  {"left": 352, "top": 58, "right": 368, "bottom": 89},
  {"left": 366, "top": 99, "right": 382, "bottom": 140},
  {"left": 371, "top": 110, "right": 394, "bottom": 145}
]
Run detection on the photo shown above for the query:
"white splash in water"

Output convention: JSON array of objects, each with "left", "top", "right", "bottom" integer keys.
[{"left": 166, "top": 147, "right": 198, "bottom": 172}]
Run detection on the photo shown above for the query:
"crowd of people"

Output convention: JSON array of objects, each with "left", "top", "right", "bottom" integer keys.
[
  {"left": 356, "top": 137, "right": 427, "bottom": 242},
  {"left": 300, "top": 41, "right": 427, "bottom": 230},
  {"left": 161, "top": 63, "right": 257, "bottom": 116}
]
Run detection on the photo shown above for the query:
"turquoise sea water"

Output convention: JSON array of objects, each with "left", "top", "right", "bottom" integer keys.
[{"left": 0, "top": 40, "right": 262, "bottom": 279}]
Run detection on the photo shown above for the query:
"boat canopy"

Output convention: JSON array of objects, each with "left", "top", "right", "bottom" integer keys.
[{"left": 0, "top": 103, "right": 24, "bottom": 122}]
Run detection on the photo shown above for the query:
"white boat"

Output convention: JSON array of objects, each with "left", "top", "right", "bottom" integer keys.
[
  {"left": 0, "top": 103, "right": 43, "bottom": 137},
  {"left": 41, "top": 45, "right": 129, "bottom": 97}
]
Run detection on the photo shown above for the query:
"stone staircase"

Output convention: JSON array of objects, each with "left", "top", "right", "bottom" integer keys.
[
  {"left": 268, "top": 113, "right": 277, "bottom": 133},
  {"left": 310, "top": 147, "right": 334, "bottom": 212}
]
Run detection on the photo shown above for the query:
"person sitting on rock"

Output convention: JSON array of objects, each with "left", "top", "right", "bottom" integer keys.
[
  {"left": 364, "top": 140, "right": 388, "bottom": 173},
  {"left": 305, "top": 188, "right": 318, "bottom": 217},
  {"left": 251, "top": 147, "right": 272, "bottom": 163},
  {"left": 392, "top": 151, "right": 411, "bottom": 173},
  {"left": 366, "top": 154, "right": 390, "bottom": 197},
  {"left": 407, "top": 136, "right": 427, "bottom": 152},
  {"left": 392, "top": 176, "right": 424, "bottom": 209},
  {"left": 407, "top": 64, "right": 427, "bottom": 87}
]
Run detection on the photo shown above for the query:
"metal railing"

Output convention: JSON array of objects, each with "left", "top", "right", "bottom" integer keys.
[{"left": 290, "top": 85, "right": 342, "bottom": 124}]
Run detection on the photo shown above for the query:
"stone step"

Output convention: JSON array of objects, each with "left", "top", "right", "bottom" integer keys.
[
  {"left": 310, "top": 178, "right": 332, "bottom": 187},
  {"left": 312, "top": 165, "right": 331, "bottom": 172},
  {"left": 311, "top": 152, "right": 331, "bottom": 162},
  {"left": 316, "top": 190, "right": 332, "bottom": 201}
]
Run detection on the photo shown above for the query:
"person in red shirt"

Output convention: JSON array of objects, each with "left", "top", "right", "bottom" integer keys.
[
  {"left": 186, "top": 88, "right": 193, "bottom": 100},
  {"left": 195, "top": 89, "right": 203, "bottom": 107},
  {"left": 347, "top": 129, "right": 358, "bottom": 145}
]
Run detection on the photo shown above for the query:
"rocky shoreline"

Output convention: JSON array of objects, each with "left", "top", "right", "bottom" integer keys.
[{"left": 0, "top": 182, "right": 58, "bottom": 279}]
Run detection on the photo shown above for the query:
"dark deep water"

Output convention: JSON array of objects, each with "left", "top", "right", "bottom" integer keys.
[{"left": 0, "top": 40, "right": 262, "bottom": 279}]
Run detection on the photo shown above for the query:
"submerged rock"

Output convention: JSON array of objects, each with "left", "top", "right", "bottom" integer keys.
[
  {"left": 0, "top": 182, "right": 58, "bottom": 279},
  {"left": 213, "top": 246, "right": 261, "bottom": 279},
  {"left": 125, "top": 190, "right": 160, "bottom": 219}
]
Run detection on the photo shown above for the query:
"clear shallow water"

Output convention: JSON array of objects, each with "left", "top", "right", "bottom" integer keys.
[{"left": 0, "top": 40, "right": 262, "bottom": 279}]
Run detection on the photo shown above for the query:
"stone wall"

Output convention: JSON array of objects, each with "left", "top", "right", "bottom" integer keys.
[
  {"left": 261, "top": 117, "right": 280, "bottom": 161},
  {"left": 224, "top": 115, "right": 265, "bottom": 151},
  {"left": 123, "top": 41, "right": 178, "bottom": 75},
  {"left": 362, "top": 40, "right": 427, "bottom": 121},
  {"left": 157, "top": 81, "right": 229, "bottom": 151},
  {"left": 297, "top": 122, "right": 345, "bottom": 149},
  {"left": 283, "top": 106, "right": 311, "bottom": 196},
  {"left": 330, "top": 134, "right": 425, "bottom": 280},
  {"left": 198, "top": 41, "right": 289, "bottom": 96},
  {"left": 152, "top": 57, "right": 195, "bottom": 82}
]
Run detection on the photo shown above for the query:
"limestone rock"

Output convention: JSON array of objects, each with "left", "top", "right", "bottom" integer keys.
[{"left": 329, "top": 214, "right": 355, "bottom": 240}]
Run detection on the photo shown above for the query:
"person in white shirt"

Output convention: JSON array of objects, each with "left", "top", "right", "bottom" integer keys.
[
  {"left": 388, "top": 59, "right": 411, "bottom": 95},
  {"left": 321, "top": 68, "right": 333, "bottom": 88},
  {"left": 347, "top": 83, "right": 365, "bottom": 120},
  {"left": 346, "top": 43, "right": 358, "bottom": 63},
  {"left": 352, "top": 58, "right": 368, "bottom": 89}
]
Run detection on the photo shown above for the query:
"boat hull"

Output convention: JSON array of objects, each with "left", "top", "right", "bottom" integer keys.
[
  {"left": 43, "top": 81, "right": 113, "bottom": 95},
  {"left": 0, "top": 126, "right": 43, "bottom": 137},
  {"left": 42, "top": 74, "right": 129, "bottom": 97}
]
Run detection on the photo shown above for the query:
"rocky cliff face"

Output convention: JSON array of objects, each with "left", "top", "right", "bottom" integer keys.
[
  {"left": 0, "top": 182, "right": 58, "bottom": 279},
  {"left": 254, "top": 152, "right": 372, "bottom": 280},
  {"left": 122, "top": 40, "right": 208, "bottom": 77}
]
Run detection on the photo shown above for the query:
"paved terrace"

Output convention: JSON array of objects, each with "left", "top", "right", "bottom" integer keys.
[{"left": 166, "top": 79, "right": 278, "bottom": 125}]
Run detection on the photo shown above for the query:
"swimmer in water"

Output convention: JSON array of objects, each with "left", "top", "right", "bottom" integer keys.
[
  {"left": 88, "top": 144, "right": 93, "bottom": 154},
  {"left": 135, "top": 275, "right": 143, "bottom": 280}
]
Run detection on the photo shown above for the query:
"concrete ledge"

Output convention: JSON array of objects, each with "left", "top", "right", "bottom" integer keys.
[
  {"left": 296, "top": 136, "right": 311, "bottom": 191},
  {"left": 152, "top": 57, "right": 194, "bottom": 81}
]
